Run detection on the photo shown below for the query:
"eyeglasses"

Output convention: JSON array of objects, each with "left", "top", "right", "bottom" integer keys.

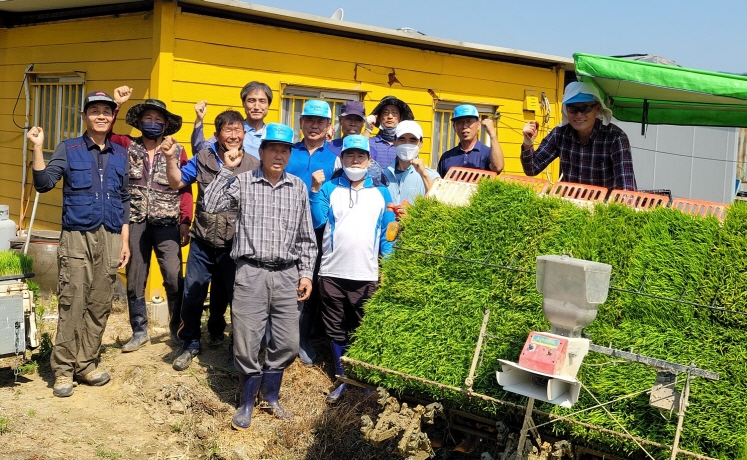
[
  {"left": 566, "top": 103, "right": 598, "bottom": 115},
  {"left": 220, "top": 127, "right": 244, "bottom": 135}
]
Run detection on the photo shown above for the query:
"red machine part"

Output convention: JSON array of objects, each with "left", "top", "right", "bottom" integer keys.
[{"left": 517, "top": 332, "right": 569, "bottom": 376}]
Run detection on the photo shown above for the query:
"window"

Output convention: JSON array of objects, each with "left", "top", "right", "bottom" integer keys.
[
  {"left": 31, "top": 73, "right": 85, "bottom": 157},
  {"left": 431, "top": 102, "right": 496, "bottom": 169},
  {"left": 281, "top": 86, "right": 362, "bottom": 142}
]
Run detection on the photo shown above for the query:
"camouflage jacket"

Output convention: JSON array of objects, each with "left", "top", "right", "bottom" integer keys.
[{"left": 128, "top": 139, "right": 183, "bottom": 226}]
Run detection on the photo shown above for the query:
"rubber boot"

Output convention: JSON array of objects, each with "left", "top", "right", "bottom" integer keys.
[
  {"left": 167, "top": 293, "right": 183, "bottom": 346},
  {"left": 122, "top": 297, "right": 150, "bottom": 352},
  {"left": 326, "top": 340, "right": 348, "bottom": 404},
  {"left": 260, "top": 369, "right": 293, "bottom": 419},
  {"left": 231, "top": 373, "right": 262, "bottom": 430},
  {"left": 298, "top": 307, "right": 316, "bottom": 366}
]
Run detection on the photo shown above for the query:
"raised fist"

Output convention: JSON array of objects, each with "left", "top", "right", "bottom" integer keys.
[
  {"left": 26, "top": 126, "right": 44, "bottom": 147},
  {"left": 195, "top": 100, "right": 208, "bottom": 120},
  {"left": 311, "top": 169, "right": 325, "bottom": 192},
  {"left": 161, "top": 136, "right": 178, "bottom": 158},
  {"left": 113, "top": 86, "right": 133, "bottom": 106}
]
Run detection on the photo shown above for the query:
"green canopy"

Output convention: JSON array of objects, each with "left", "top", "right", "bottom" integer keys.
[{"left": 573, "top": 52, "right": 747, "bottom": 127}]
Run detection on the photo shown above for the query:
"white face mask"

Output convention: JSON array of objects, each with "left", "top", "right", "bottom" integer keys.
[
  {"left": 343, "top": 166, "right": 367, "bottom": 181},
  {"left": 395, "top": 143, "right": 420, "bottom": 161}
]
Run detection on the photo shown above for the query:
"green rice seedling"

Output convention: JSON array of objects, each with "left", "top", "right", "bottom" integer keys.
[{"left": 348, "top": 181, "right": 747, "bottom": 459}]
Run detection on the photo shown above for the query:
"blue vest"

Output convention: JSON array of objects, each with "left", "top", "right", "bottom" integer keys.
[{"left": 61, "top": 138, "right": 128, "bottom": 232}]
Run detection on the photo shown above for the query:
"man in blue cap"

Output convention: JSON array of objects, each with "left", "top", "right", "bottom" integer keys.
[
  {"left": 202, "top": 122, "right": 317, "bottom": 430},
  {"left": 437, "top": 104, "right": 505, "bottom": 177},
  {"left": 164, "top": 109, "right": 260, "bottom": 371},
  {"left": 310, "top": 134, "right": 396, "bottom": 403},
  {"left": 287, "top": 100, "right": 339, "bottom": 366},
  {"left": 521, "top": 81, "right": 637, "bottom": 190}
]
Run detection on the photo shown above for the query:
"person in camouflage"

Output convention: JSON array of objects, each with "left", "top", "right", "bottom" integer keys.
[{"left": 110, "top": 86, "right": 193, "bottom": 352}]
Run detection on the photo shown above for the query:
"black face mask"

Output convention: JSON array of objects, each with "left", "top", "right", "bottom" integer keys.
[{"left": 141, "top": 121, "right": 165, "bottom": 140}]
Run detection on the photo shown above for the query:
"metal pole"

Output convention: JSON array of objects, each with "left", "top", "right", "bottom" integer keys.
[
  {"left": 669, "top": 375, "right": 691, "bottom": 460},
  {"left": 465, "top": 309, "right": 490, "bottom": 392},
  {"left": 23, "top": 192, "right": 39, "bottom": 255},
  {"left": 516, "top": 397, "right": 535, "bottom": 459}
]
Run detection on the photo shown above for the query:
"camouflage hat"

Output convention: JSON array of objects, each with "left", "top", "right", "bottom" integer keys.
[{"left": 125, "top": 99, "right": 183, "bottom": 136}]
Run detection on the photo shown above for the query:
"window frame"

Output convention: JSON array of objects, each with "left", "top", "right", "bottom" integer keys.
[
  {"left": 431, "top": 101, "right": 496, "bottom": 169},
  {"left": 30, "top": 72, "right": 86, "bottom": 159},
  {"left": 280, "top": 85, "right": 363, "bottom": 143}
]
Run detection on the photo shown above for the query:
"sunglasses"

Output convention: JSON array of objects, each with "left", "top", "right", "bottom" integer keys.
[{"left": 566, "top": 103, "right": 598, "bottom": 115}]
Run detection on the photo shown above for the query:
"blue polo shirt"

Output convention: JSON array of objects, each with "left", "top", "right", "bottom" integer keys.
[
  {"left": 287, "top": 141, "right": 338, "bottom": 195},
  {"left": 437, "top": 140, "right": 492, "bottom": 177},
  {"left": 368, "top": 135, "right": 397, "bottom": 167},
  {"left": 383, "top": 163, "right": 440, "bottom": 205}
]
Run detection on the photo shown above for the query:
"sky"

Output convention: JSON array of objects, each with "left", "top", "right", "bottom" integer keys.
[{"left": 250, "top": 0, "right": 746, "bottom": 74}]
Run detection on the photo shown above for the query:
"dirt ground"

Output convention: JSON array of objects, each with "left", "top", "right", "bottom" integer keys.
[{"left": 0, "top": 299, "right": 488, "bottom": 460}]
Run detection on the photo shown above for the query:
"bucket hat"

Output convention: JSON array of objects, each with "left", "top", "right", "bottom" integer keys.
[
  {"left": 370, "top": 96, "right": 414, "bottom": 126},
  {"left": 125, "top": 99, "right": 183, "bottom": 136}
]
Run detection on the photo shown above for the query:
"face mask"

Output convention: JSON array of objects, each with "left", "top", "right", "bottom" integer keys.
[
  {"left": 378, "top": 125, "right": 396, "bottom": 142},
  {"left": 396, "top": 143, "right": 420, "bottom": 161},
  {"left": 343, "top": 166, "right": 367, "bottom": 182},
  {"left": 141, "top": 121, "right": 165, "bottom": 140}
]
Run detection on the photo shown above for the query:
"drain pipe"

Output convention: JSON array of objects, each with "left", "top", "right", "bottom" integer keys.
[{"left": 20, "top": 63, "right": 34, "bottom": 230}]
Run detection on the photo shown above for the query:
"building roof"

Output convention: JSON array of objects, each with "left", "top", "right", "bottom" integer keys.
[{"left": 0, "top": 0, "right": 573, "bottom": 69}]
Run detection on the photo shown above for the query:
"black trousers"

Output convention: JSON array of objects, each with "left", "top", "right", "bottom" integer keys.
[{"left": 319, "top": 276, "right": 378, "bottom": 343}]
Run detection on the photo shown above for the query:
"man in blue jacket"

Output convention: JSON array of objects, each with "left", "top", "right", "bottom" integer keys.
[
  {"left": 28, "top": 91, "right": 131, "bottom": 397},
  {"left": 310, "top": 134, "right": 395, "bottom": 403}
]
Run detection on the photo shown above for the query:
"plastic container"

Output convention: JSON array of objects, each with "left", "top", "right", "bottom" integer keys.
[
  {"left": 10, "top": 230, "right": 60, "bottom": 295},
  {"left": 0, "top": 205, "right": 16, "bottom": 251}
]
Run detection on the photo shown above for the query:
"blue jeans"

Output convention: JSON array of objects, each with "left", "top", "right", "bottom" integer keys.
[{"left": 177, "top": 238, "right": 235, "bottom": 350}]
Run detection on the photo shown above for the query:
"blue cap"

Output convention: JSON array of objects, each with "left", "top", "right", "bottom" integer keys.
[
  {"left": 301, "top": 99, "right": 332, "bottom": 119},
  {"left": 451, "top": 104, "right": 479, "bottom": 120},
  {"left": 341, "top": 134, "right": 370, "bottom": 155},
  {"left": 261, "top": 123, "right": 294, "bottom": 146},
  {"left": 564, "top": 93, "right": 597, "bottom": 104}
]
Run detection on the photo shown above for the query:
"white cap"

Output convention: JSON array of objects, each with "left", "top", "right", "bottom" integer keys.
[{"left": 394, "top": 120, "right": 423, "bottom": 139}]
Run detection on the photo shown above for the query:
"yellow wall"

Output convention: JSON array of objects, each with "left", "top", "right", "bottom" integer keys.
[
  {"left": 169, "top": 10, "right": 563, "bottom": 176},
  {"left": 0, "top": 12, "right": 154, "bottom": 231},
  {"left": 0, "top": 1, "right": 565, "bottom": 298}
]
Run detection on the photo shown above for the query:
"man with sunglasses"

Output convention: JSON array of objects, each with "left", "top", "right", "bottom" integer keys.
[{"left": 521, "top": 82, "right": 637, "bottom": 190}]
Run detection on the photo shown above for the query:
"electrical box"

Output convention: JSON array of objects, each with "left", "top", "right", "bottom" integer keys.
[{"left": 524, "top": 90, "right": 539, "bottom": 113}]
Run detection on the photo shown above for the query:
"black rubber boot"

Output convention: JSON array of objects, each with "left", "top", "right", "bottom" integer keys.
[
  {"left": 231, "top": 373, "right": 262, "bottom": 430},
  {"left": 326, "top": 340, "right": 348, "bottom": 404},
  {"left": 260, "top": 369, "right": 292, "bottom": 419},
  {"left": 122, "top": 298, "right": 149, "bottom": 352}
]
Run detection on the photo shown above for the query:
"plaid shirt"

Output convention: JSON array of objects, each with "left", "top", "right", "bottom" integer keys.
[
  {"left": 202, "top": 167, "right": 317, "bottom": 279},
  {"left": 521, "top": 120, "right": 637, "bottom": 190}
]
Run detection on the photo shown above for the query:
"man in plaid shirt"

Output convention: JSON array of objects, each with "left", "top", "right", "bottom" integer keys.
[
  {"left": 521, "top": 81, "right": 637, "bottom": 191},
  {"left": 200, "top": 122, "right": 317, "bottom": 430}
]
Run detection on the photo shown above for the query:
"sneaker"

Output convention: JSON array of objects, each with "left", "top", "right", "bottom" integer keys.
[
  {"left": 121, "top": 334, "right": 150, "bottom": 353},
  {"left": 173, "top": 348, "right": 200, "bottom": 371},
  {"left": 53, "top": 376, "right": 75, "bottom": 398},
  {"left": 77, "top": 369, "right": 111, "bottom": 386}
]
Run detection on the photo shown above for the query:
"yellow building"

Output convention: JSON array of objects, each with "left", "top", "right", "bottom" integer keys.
[{"left": 0, "top": 0, "right": 573, "bottom": 297}]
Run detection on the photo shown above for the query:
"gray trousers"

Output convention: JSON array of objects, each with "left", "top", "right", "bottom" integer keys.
[
  {"left": 52, "top": 227, "right": 122, "bottom": 378},
  {"left": 232, "top": 259, "right": 301, "bottom": 375}
]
